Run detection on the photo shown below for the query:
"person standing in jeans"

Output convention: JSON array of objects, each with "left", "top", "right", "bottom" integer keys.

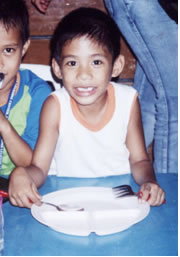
[{"left": 104, "top": 0, "right": 178, "bottom": 173}]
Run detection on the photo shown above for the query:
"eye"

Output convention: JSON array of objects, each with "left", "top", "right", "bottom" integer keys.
[
  {"left": 93, "top": 60, "right": 102, "bottom": 65},
  {"left": 4, "top": 48, "right": 15, "bottom": 55},
  {"left": 66, "top": 61, "right": 77, "bottom": 66}
]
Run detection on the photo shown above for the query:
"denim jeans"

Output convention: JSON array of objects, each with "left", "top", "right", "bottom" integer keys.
[{"left": 104, "top": 0, "right": 178, "bottom": 173}]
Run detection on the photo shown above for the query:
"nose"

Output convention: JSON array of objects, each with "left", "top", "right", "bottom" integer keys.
[{"left": 77, "top": 64, "right": 92, "bottom": 81}]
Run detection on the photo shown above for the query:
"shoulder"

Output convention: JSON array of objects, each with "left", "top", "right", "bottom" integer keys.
[
  {"left": 110, "top": 81, "right": 137, "bottom": 97},
  {"left": 51, "top": 87, "right": 69, "bottom": 102},
  {"left": 19, "top": 69, "right": 52, "bottom": 95},
  {"left": 41, "top": 94, "right": 61, "bottom": 129}
]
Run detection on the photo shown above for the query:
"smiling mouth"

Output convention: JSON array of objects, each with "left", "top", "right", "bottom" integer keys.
[
  {"left": 77, "top": 87, "right": 93, "bottom": 92},
  {"left": 74, "top": 87, "right": 96, "bottom": 96},
  {"left": 0, "top": 73, "right": 4, "bottom": 89}
]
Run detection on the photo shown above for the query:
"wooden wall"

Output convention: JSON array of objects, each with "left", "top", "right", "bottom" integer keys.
[{"left": 24, "top": 0, "right": 136, "bottom": 79}]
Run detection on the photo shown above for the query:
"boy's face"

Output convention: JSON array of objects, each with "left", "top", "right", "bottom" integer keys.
[
  {"left": 0, "top": 22, "right": 29, "bottom": 92},
  {"left": 53, "top": 36, "right": 124, "bottom": 110}
]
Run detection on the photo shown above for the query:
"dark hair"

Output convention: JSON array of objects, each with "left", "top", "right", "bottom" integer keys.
[
  {"left": 0, "top": 0, "right": 29, "bottom": 45},
  {"left": 50, "top": 7, "right": 121, "bottom": 65}
]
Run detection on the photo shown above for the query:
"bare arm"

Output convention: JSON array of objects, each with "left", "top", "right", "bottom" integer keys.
[
  {"left": 0, "top": 110, "right": 32, "bottom": 166},
  {"left": 9, "top": 95, "right": 59, "bottom": 208},
  {"left": 126, "top": 96, "right": 165, "bottom": 206}
]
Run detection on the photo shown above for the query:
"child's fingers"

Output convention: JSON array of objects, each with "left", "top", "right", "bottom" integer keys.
[
  {"left": 150, "top": 189, "right": 165, "bottom": 206},
  {"left": 32, "top": 183, "right": 41, "bottom": 199},
  {"left": 30, "top": 184, "right": 42, "bottom": 206},
  {"left": 38, "top": 0, "right": 51, "bottom": 9},
  {"left": 148, "top": 192, "right": 159, "bottom": 206},
  {"left": 10, "top": 193, "right": 32, "bottom": 208},
  {"left": 161, "top": 194, "right": 166, "bottom": 204},
  {"left": 18, "top": 195, "right": 32, "bottom": 208},
  {"left": 22, "top": 193, "right": 40, "bottom": 208},
  {"left": 9, "top": 195, "right": 19, "bottom": 207},
  {"left": 31, "top": 0, "right": 50, "bottom": 13},
  {"left": 9, "top": 183, "right": 41, "bottom": 208},
  {"left": 138, "top": 184, "right": 151, "bottom": 201},
  {"left": 139, "top": 183, "right": 166, "bottom": 206}
]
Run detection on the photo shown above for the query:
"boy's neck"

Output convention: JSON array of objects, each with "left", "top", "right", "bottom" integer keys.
[
  {"left": 0, "top": 78, "right": 17, "bottom": 107},
  {"left": 73, "top": 91, "right": 108, "bottom": 125}
]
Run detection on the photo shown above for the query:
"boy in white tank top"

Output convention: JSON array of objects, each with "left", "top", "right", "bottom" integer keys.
[{"left": 9, "top": 7, "right": 165, "bottom": 207}]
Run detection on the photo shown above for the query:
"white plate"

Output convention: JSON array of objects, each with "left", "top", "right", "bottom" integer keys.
[{"left": 31, "top": 187, "right": 150, "bottom": 236}]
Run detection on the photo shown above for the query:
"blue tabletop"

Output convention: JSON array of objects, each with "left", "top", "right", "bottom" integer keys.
[{"left": 3, "top": 174, "right": 178, "bottom": 256}]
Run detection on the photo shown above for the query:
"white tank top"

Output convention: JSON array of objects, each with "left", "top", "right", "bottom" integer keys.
[{"left": 49, "top": 82, "right": 137, "bottom": 177}]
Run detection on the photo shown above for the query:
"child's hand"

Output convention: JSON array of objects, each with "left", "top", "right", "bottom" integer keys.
[
  {"left": 31, "top": 0, "right": 51, "bottom": 14},
  {"left": 9, "top": 167, "right": 42, "bottom": 208},
  {"left": 138, "top": 182, "right": 165, "bottom": 206}
]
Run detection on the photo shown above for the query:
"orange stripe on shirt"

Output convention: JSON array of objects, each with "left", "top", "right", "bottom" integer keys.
[{"left": 70, "top": 83, "right": 115, "bottom": 132}]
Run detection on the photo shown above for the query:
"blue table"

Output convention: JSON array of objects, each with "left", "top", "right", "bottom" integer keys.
[{"left": 3, "top": 174, "right": 178, "bottom": 256}]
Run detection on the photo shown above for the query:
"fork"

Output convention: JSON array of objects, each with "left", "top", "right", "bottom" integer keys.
[
  {"left": 112, "top": 184, "right": 166, "bottom": 204},
  {"left": 112, "top": 185, "right": 137, "bottom": 198},
  {"left": 41, "top": 201, "right": 84, "bottom": 211}
]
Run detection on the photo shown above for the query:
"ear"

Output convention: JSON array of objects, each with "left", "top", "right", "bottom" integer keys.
[
  {"left": 112, "top": 55, "right": 125, "bottom": 78},
  {"left": 22, "top": 39, "right": 30, "bottom": 58},
  {"left": 52, "top": 58, "right": 62, "bottom": 79}
]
